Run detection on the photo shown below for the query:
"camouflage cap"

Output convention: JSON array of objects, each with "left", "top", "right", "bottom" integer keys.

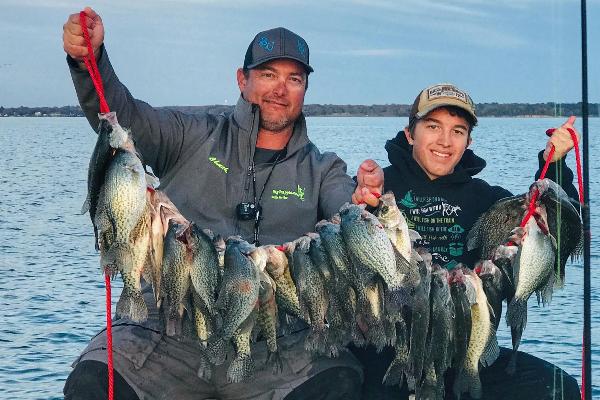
[
  {"left": 243, "top": 27, "right": 313, "bottom": 73},
  {"left": 409, "top": 83, "right": 477, "bottom": 126}
]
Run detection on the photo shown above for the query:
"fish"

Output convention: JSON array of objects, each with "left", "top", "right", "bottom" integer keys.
[
  {"left": 228, "top": 309, "right": 258, "bottom": 383},
  {"left": 95, "top": 148, "right": 150, "bottom": 323},
  {"left": 256, "top": 267, "right": 283, "bottom": 374},
  {"left": 82, "top": 112, "right": 131, "bottom": 249},
  {"left": 186, "top": 223, "right": 221, "bottom": 325},
  {"left": 448, "top": 267, "right": 474, "bottom": 378},
  {"left": 339, "top": 203, "right": 407, "bottom": 291},
  {"left": 206, "top": 237, "right": 260, "bottom": 367},
  {"left": 287, "top": 236, "right": 329, "bottom": 355},
  {"left": 454, "top": 268, "right": 499, "bottom": 399},
  {"left": 466, "top": 195, "right": 527, "bottom": 260},
  {"left": 263, "top": 245, "right": 304, "bottom": 325},
  {"left": 407, "top": 247, "right": 432, "bottom": 388},
  {"left": 505, "top": 205, "right": 557, "bottom": 373},
  {"left": 314, "top": 220, "right": 364, "bottom": 345},
  {"left": 375, "top": 192, "right": 421, "bottom": 261},
  {"left": 421, "top": 265, "right": 454, "bottom": 398},
  {"left": 532, "top": 178, "right": 583, "bottom": 286},
  {"left": 160, "top": 220, "right": 192, "bottom": 336}
]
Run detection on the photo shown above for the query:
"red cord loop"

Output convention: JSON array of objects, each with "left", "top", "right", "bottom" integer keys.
[{"left": 79, "top": 9, "right": 114, "bottom": 400}]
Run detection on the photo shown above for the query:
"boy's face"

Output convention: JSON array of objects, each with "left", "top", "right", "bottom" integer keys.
[{"left": 405, "top": 107, "right": 472, "bottom": 180}]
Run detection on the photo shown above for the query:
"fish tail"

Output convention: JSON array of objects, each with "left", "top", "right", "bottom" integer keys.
[
  {"left": 304, "top": 325, "right": 328, "bottom": 355},
  {"left": 453, "top": 366, "right": 482, "bottom": 399},
  {"left": 116, "top": 288, "right": 148, "bottom": 323},
  {"left": 197, "top": 351, "right": 213, "bottom": 381},
  {"left": 265, "top": 350, "right": 283, "bottom": 375},
  {"left": 505, "top": 298, "right": 528, "bottom": 346},
  {"left": 382, "top": 358, "right": 407, "bottom": 387},
  {"left": 80, "top": 197, "right": 90, "bottom": 215},
  {"left": 206, "top": 337, "right": 228, "bottom": 365},
  {"left": 227, "top": 354, "right": 255, "bottom": 383}
]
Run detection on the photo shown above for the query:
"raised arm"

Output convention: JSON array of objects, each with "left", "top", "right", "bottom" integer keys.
[{"left": 63, "top": 7, "right": 213, "bottom": 178}]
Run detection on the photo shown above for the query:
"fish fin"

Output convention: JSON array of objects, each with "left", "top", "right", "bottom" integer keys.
[
  {"left": 206, "top": 336, "right": 228, "bottom": 365},
  {"left": 116, "top": 289, "right": 148, "bottom": 323},
  {"left": 536, "top": 273, "right": 555, "bottom": 307},
  {"left": 382, "top": 349, "right": 408, "bottom": 387},
  {"left": 480, "top": 328, "right": 500, "bottom": 367},
  {"left": 145, "top": 172, "right": 159, "bottom": 189},
  {"left": 453, "top": 366, "right": 482, "bottom": 400},
  {"left": 408, "top": 229, "right": 421, "bottom": 243},
  {"left": 505, "top": 298, "right": 527, "bottom": 351},
  {"left": 304, "top": 325, "right": 329, "bottom": 355},
  {"left": 197, "top": 352, "right": 213, "bottom": 381},
  {"left": 80, "top": 197, "right": 91, "bottom": 215},
  {"left": 227, "top": 354, "right": 255, "bottom": 383},
  {"left": 101, "top": 242, "right": 134, "bottom": 274},
  {"left": 265, "top": 350, "right": 283, "bottom": 375}
]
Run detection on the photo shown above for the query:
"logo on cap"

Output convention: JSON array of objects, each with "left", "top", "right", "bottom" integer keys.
[
  {"left": 258, "top": 36, "right": 274, "bottom": 52},
  {"left": 427, "top": 85, "right": 469, "bottom": 105},
  {"left": 297, "top": 39, "right": 306, "bottom": 56}
]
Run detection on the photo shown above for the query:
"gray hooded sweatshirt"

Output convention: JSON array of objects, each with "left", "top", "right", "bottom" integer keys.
[{"left": 68, "top": 47, "right": 356, "bottom": 245}]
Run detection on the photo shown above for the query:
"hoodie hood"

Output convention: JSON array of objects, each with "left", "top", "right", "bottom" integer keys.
[{"left": 384, "top": 130, "right": 487, "bottom": 184}]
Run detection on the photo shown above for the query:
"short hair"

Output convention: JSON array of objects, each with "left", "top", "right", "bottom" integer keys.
[{"left": 408, "top": 105, "right": 476, "bottom": 135}]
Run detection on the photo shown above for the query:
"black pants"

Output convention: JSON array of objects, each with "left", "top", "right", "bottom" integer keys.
[
  {"left": 63, "top": 361, "right": 361, "bottom": 400},
  {"left": 351, "top": 345, "right": 581, "bottom": 400}
]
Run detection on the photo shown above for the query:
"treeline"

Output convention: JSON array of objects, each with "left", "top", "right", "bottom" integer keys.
[{"left": 1, "top": 103, "right": 598, "bottom": 117}]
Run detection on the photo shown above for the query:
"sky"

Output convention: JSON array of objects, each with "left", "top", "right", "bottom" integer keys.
[{"left": 0, "top": 0, "right": 599, "bottom": 107}]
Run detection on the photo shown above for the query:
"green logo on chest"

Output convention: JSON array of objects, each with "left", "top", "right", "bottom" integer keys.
[
  {"left": 272, "top": 185, "right": 305, "bottom": 201},
  {"left": 209, "top": 156, "right": 229, "bottom": 173}
]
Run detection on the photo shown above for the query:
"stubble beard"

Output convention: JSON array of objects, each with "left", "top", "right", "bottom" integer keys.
[{"left": 259, "top": 114, "right": 295, "bottom": 133}]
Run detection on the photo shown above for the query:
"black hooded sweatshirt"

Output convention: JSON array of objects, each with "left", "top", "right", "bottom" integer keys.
[{"left": 383, "top": 131, "right": 578, "bottom": 269}]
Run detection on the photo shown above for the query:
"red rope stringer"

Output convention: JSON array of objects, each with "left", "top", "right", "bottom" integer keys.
[{"left": 79, "top": 10, "right": 113, "bottom": 400}]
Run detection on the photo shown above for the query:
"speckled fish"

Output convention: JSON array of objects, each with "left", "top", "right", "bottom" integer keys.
[
  {"left": 466, "top": 194, "right": 527, "bottom": 260},
  {"left": 287, "top": 236, "right": 329, "bottom": 355},
  {"left": 314, "top": 220, "right": 363, "bottom": 344},
  {"left": 82, "top": 112, "right": 131, "bottom": 249},
  {"left": 407, "top": 247, "right": 432, "bottom": 388},
  {"left": 449, "top": 267, "right": 474, "bottom": 376},
  {"left": 505, "top": 205, "right": 556, "bottom": 372},
  {"left": 339, "top": 203, "right": 405, "bottom": 290},
  {"left": 95, "top": 148, "right": 149, "bottom": 323},
  {"left": 256, "top": 266, "right": 282, "bottom": 374},
  {"left": 454, "top": 268, "right": 499, "bottom": 400},
  {"left": 206, "top": 237, "right": 260, "bottom": 368},
  {"left": 160, "top": 220, "right": 192, "bottom": 336},
  {"left": 533, "top": 178, "right": 583, "bottom": 286},
  {"left": 420, "top": 265, "right": 454, "bottom": 399},
  {"left": 375, "top": 192, "right": 421, "bottom": 261},
  {"left": 263, "top": 245, "right": 304, "bottom": 323}
]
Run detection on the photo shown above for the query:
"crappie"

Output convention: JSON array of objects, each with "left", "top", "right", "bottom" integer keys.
[
  {"left": 95, "top": 148, "right": 149, "bottom": 322},
  {"left": 206, "top": 237, "right": 260, "bottom": 366},
  {"left": 449, "top": 267, "right": 474, "bottom": 375},
  {"left": 466, "top": 195, "right": 527, "bottom": 260},
  {"left": 454, "top": 269, "right": 499, "bottom": 400},
  {"left": 256, "top": 267, "right": 282, "bottom": 374},
  {"left": 287, "top": 236, "right": 329, "bottom": 355},
  {"left": 339, "top": 203, "right": 405, "bottom": 290},
  {"left": 263, "top": 245, "right": 303, "bottom": 323},
  {"left": 375, "top": 192, "right": 420, "bottom": 261},
  {"left": 82, "top": 112, "right": 130, "bottom": 249},
  {"left": 161, "top": 220, "right": 192, "bottom": 336},
  {"left": 532, "top": 178, "right": 583, "bottom": 285},
  {"left": 505, "top": 205, "right": 556, "bottom": 370}
]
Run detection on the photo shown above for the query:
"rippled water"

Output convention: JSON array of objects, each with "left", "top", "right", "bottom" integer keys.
[{"left": 0, "top": 116, "right": 598, "bottom": 398}]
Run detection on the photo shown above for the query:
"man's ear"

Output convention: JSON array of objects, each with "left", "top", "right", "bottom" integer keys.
[
  {"left": 237, "top": 68, "right": 247, "bottom": 92},
  {"left": 404, "top": 127, "right": 413, "bottom": 145},
  {"left": 467, "top": 136, "right": 472, "bottom": 148}
]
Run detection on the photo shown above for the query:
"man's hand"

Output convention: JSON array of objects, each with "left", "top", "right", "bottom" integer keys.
[
  {"left": 352, "top": 159, "right": 384, "bottom": 207},
  {"left": 544, "top": 116, "right": 580, "bottom": 162},
  {"left": 63, "top": 7, "right": 104, "bottom": 66}
]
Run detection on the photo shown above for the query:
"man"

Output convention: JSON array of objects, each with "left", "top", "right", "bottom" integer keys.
[
  {"left": 354, "top": 83, "right": 581, "bottom": 399},
  {"left": 62, "top": 7, "right": 382, "bottom": 400}
]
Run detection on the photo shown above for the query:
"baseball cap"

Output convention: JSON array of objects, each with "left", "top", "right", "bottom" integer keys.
[
  {"left": 243, "top": 27, "right": 313, "bottom": 73},
  {"left": 409, "top": 83, "right": 477, "bottom": 126}
]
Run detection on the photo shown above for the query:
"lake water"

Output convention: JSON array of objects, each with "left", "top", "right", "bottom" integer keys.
[{"left": 0, "top": 116, "right": 598, "bottom": 399}]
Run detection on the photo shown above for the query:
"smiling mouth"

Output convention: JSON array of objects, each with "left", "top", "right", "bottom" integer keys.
[
  {"left": 432, "top": 150, "right": 451, "bottom": 158},
  {"left": 264, "top": 99, "right": 288, "bottom": 107}
]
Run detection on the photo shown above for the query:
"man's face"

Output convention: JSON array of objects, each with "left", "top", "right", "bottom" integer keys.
[
  {"left": 405, "top": 107, "right": 472, "bottom": 180},
  {"left": 237, "top": 58, "right": 307, "bottom": 132}
]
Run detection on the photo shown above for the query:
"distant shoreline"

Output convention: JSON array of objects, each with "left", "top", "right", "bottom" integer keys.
[{"left": 1, "top": 103, "right": 598, "bottom": 118}]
